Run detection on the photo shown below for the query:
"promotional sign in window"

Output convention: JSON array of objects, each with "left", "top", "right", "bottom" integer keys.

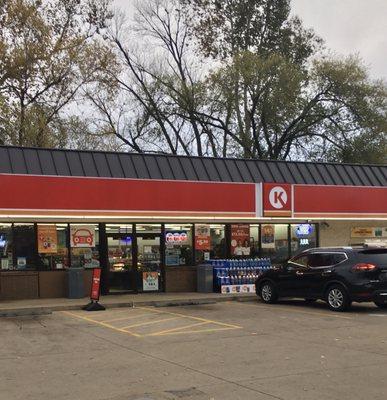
[
  {"left": 351, "top": 227, "right": 387, "bottom": 238},
  {"left": 295, "top": 224, "right": 314, "bottom": 238},
  {"left": 143, "top": 271, "right": 159, "bottom": 291},
  {"left": 261, "top": 225, "right": 275, "bottom": 249},
  {"left": 195, "top": 224, "right": 210, "bottom": 250},
  {"left": 231, "top": 224, "right": 251, "bottom": 256},
  {"left": 165, "top": 231, "right": 188, "bottom": 244},
  {"left": 70, "top": 225, "right": 95, "bottom": 248},
  {"left": 37, "top": 225, "right": 58, "bottom": 254}
]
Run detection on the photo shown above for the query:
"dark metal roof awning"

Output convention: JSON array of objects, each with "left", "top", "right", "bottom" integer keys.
[{"left": 0, "top": 146, "right": 385, "bottom": 186}]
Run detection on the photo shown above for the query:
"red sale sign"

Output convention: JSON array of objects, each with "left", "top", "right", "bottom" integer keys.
[
  {"left": 195, "top": 224, "right": 211, "bottom": 251},
  {"left": 90, "top": 268, "right": 102, "bottom": 301}
]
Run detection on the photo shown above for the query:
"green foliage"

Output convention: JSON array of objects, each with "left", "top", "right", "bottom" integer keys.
[
  {"left": 0, "top": 0, "right": 115, "bottom": 147},
  {"left": 180, "top": 0, "right": 322, "bottom": 63}
]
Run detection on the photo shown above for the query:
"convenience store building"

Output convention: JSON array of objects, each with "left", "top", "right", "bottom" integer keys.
[{"left": 0, "top": 145, "right": 386, "bottom": 300}]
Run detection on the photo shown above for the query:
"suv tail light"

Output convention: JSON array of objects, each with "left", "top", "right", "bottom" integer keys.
[{"left": 352, "top": 263, "right": 377, "bottom": 272}]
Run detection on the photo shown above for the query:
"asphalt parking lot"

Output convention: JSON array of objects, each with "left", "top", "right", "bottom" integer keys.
[{"left": 2, "top": 300, "right": 387, "bottom": 400}]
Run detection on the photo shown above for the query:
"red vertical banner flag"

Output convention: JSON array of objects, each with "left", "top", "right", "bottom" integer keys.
[
  {"left": 90, "top": 268, "right": 102, "bottom": 301},
  {"left": 231, "top": 224, "right": 251, "bottom": 256}
]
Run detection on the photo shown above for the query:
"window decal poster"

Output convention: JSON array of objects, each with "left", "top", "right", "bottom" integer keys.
[
  {"left": 70, "top": 225, "right": 95, "bottom": 248},
  {"left": 37, "top": 225, "right": 58, "bottom": 254},
  {"left": 231, "top": 224, "right": 250, "bottom": 255},
  {"left": 261, "top": 225, "right": 275, "bottom": 249},
  {"left": 143, "top": 272, "right": 159, "bottom": 291},
  {"left": 195, "top": 224, "right": 211, "bottom": 251}
]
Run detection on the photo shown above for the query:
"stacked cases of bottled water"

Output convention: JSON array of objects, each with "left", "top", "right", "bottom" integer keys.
[{"left": 209, "top": 258, "right": 272, "bottom": 294}]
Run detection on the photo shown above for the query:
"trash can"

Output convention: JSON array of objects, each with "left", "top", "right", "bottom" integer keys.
[
  {"left": 197, "top": 264, "right": 213, "bottom": 293},
  {"left": 68, "top": 268, "right": 85, "bottom": 299}
]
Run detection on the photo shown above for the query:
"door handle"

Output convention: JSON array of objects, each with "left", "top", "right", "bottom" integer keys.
[{"left": 296, "top": 271, "right": 304, "bottom": 276}]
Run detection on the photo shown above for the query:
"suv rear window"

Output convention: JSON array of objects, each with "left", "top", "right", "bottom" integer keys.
[
  {"left": 357, "top": 249, "right": 387, "bottom": 266},
  {"left": 308, "top": 253, "right": 347, "bottom": 268}
]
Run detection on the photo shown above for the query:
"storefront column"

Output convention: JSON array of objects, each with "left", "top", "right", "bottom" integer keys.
[
  {"left": 225, "top": 224, "right": 231, "bottom": 258},
  {"left": 160, "top": 224, "right": 166, "bottom": 292},
  {"left": 98, "top": 223, "right": 109, "bottom": 295}
]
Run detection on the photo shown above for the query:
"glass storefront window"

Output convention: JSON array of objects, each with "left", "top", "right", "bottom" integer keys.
[
  {"left": 290, "top": 224, "right": 317, "bottom": 256},
  {"left": 107, "top": 224, "right": 133, "bottom": 272},
  {"left": 136, "top": 224, "right": 161, "bottom": 271},
  {"left": 70, "top": 224, "right": 100, "bottom": 268},
  {"left": 195, "top": 224, "right": 225, "bottom": 263},
  {"left": 136, "top": 224, "right": 162, "bottom": 292},
  {"left": 250, "top": 225, "right": 260, "bottom": 258},
  {"left": 13, "top": 224, "right": 36, "bottom": 270},
  {"left": 261, "top": 224, "right": 289, "bottom": 264},
  {"left": 37, "top": 224, "right": 69, "bottom": 270},
  {"left": 210, "top": 225, "right": 226, "bottom": 259},
  {"left": 165, "top": 224, "right": 193, "bottom": 266},
  {"left": 0, "top": 224, "right": 12, "bottom": 270},
  {"left": 107, "top": 224, "right": 134, "bottom": 292}
]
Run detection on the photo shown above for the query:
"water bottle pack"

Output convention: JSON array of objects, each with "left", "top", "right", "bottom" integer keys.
[{"left": 209, "top": 258, "right": 272, "bottom": 289}]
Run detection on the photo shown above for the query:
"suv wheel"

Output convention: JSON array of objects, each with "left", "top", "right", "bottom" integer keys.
[
  {"left": 259, "top": 282, "right": 278, "bottom": 304},
  {"left": 326, "top": 284, "right": 351, "bottom": 312},
  {"left": 374, "top": 301, "right": 387, "bottom": 309}
]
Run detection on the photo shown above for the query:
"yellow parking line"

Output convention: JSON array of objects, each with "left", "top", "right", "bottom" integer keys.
[
  {"left": 86, "top": 309, "right": 140, "bottom": 321},
  {"left": 232, "top": 302, "right": 353, "bottom": 320},
  {"left": 102, "top": 313, "right": 152, "bottom": 323},
  {"left": 147, "top": 321, "right": 209, "bottom": 336},
  {"left": 154, "top": 326, "right": 242, "bottom": 337},
  {"left": 62, "top": 311, "right": 141, "bottom": 337},
  {"left": 137, "top": 307, "right": 242, "bottom": 329},
  {"left": 120, "top": 317, "right": 178, "bottom": 330}
]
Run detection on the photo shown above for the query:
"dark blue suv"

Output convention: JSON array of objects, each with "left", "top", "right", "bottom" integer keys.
[{"left": 255, "top": 246, "right": 387, "bottom": 311}]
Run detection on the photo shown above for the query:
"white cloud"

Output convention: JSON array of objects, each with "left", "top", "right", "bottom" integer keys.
[{"left": 291, "top": 0, "right": 387, "bottom": 79}]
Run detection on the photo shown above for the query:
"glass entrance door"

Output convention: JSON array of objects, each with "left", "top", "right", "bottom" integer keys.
[
  {"left": 136, "top": 224, "right": 162, "bottom": 292},
  {"left": 107, "top": 224, "right": 135, "bottom": 293}
]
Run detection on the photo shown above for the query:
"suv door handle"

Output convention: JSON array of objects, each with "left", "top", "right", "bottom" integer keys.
[
  {"left": 296, "top": 271, "right": 304, "bottom": 276},
  {"left": 322, "top": 270, "right": 332, "bottom": 276}
]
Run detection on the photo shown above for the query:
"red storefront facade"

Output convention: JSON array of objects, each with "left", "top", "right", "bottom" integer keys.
[{"left": 0, "top": 146, "right": 386, "bottom": 300}]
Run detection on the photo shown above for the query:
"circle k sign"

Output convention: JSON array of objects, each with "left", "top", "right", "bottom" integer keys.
[
  {"left": 263, "top": 183, "right": 292, "bottom": 217},
  {"left": 269, "top": 186, "right": 288, "bottom": 209}
]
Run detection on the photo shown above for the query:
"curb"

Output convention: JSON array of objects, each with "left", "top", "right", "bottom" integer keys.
[
  {"left": 0, "top": 308, "right": 53, "bottom": 317},
  {"left": 0, "top": 294, "right": 257, "bottom": 317}
]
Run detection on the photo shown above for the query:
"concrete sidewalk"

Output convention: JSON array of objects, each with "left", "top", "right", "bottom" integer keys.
[{"left": 0, "top": 292, "right": 257, "bottom": 316}]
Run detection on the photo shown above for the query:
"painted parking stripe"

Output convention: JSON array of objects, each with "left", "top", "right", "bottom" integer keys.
[
  {"left": 62, "top": 311, "right": 141, "bottom": 337},
  {"left": 120, "top": 317, "right": 179, "bottom": 330},
  {"left": 137, "top": 307, "right": 242, "bottom": 329},
  {"left": 63, "top": 307, "right": 243, "bottom": 338},
  {"left": 101, "top": 313, "right": 153, "bottom": 323},
  {"left": 154, "top": 326, "right": 242, "bottom": 337},
  {"left": 147, "top": 321, "right": 210, "bottom": 336}
]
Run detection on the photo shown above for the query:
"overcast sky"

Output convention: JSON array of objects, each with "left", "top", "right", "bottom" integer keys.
[{"left": 113, "top": 0, "right": 387, "bottom": 80}]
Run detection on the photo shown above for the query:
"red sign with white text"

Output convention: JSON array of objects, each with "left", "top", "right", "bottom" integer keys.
[
  {"left": 90, "top": 268, "right": 102, "bottom": 301},
  {"left": 231, "top": 224, "right": 251, "bottom": 255},
  {"left": 263, "top": 183, "right": 292, "bottom": 217}
]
